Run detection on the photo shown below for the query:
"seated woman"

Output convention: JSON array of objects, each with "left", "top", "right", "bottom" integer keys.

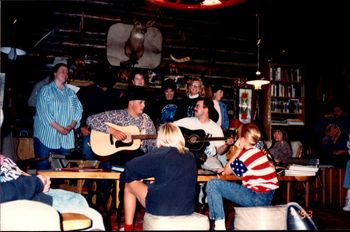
[
  {"left": 268, "top": 128, "right": 292, "bottom": 165},
  {"left": 206, "top": 123, "right": 279, "bottom": 230},
  {"left": 120, "top": 123, "right": 197, "bottom": 231},
  {"left": 0, "top": 154, "right": 105, "bottom": 231}
]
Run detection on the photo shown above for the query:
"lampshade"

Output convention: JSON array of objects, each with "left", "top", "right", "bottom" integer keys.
[
  {"left": 0, "top": 47, "right": 26, "bottom": 60},
  {"left": 246, "top": 79, "right": 270, "bottom": 90},
  {"left": 146, "top": 0, "right": 246, "bottom": 10}
]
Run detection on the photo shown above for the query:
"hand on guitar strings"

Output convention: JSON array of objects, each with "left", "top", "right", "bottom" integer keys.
[{"left": 107, "top": 126, "right": 127, "bottom": 141}]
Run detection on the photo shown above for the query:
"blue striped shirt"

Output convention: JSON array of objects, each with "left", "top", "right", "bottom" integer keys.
[{"left": 33, "top": 81, "right": 83, "bottom": 149}]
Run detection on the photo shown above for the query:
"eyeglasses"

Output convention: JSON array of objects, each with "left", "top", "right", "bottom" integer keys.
[{"left": 191, "top": 84, "right": 201, "bottom": 88}]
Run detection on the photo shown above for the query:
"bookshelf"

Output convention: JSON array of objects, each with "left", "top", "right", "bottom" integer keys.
[{"left": 266, "top": 63, "right": 305, "bottom": 140}]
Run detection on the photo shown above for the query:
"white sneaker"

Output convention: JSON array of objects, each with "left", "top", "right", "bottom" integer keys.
[
  {"left": 198, "top": 186, "right": 204, "bottom": 204},
  {"left": 343, "top": 198, "right": 350, "bottom": 211}
]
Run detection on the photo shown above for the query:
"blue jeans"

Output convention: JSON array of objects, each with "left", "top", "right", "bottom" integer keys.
[
  {"left": 82, "top": 135, "right": 94, "bottom": 160},
  {"left": 34, "top": 138, "right": 72, "bottom": 170},
  {"left": 81, "top": 135, "right": 111, "bottom": 169},
  {"left": 206, "top": 178, "right": 275, "bottom": 220},
  {"left": 344, "top": 160, "right": 350, "bottom": 189}
]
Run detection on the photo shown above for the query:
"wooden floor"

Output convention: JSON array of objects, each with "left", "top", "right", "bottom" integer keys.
[
  {"left": 310, "top": 204, "right": 350, "bottom": 230},
  {"left": 105, "top": 201, "right": 350, "bottom": 231}
]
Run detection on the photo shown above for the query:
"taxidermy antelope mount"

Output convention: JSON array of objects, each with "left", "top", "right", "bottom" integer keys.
[
  {"left": 106, "top": 19, "right": 162, "bottom": 69},
  {"left": 123, "top": 19, "right": 155, "bottom": 66}
]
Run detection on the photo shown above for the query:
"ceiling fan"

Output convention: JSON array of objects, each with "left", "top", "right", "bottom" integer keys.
[{"left": 146, "top": 0, "right": 246, "bottom": 10}]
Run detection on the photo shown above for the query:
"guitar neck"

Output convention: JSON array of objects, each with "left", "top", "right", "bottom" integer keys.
[
  {"left": 132, "top": 134, "right": 157, "bottom": 140},
  {"left": 195, "top": 137, "right": 227, "bottom": 142}
]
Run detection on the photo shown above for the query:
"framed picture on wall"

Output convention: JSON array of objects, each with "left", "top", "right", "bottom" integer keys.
[{"left": 238, "top": 88, "right": 252, "bottom": 124}]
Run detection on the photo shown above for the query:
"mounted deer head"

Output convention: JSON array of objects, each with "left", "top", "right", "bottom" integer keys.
[
  {"left": 107, "top": 20, "right": 162, "bottom": 69},
  {"left": 123, "top": 19, "right": 156, "bottom": 66}
]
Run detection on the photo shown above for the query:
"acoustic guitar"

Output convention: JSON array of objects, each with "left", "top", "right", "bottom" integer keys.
[
  {"left": 90, "top": 123, "right": 157, "bottom": 156},
  {"left": 90, "top": 123, "right": 229, "bottom": 156},
  {"left": 179, "top": 126, "right": 229, "bottom": 152}
]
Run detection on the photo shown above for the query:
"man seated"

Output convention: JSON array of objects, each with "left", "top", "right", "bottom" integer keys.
[{"left": 174, "top": 97, "right": 234, "bottom": 172}]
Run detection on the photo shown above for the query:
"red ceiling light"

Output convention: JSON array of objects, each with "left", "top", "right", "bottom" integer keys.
[{"left": 146, "top": 0, "right": 246, "bottom": 10}]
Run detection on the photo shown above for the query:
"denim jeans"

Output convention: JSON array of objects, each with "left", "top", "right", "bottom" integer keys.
[
  {"left": 344, "top": 160, "right": 350, "bottom": 189},
  {"left": 34, "top": 138, "right": 72, "bottom": 170},
  {"left": 82, "top": 135, "right": 94, "bottom": 160},
  {"left": 46, "top": 189, "right": 105, "bottom": 230},
  {"left": 206, "top": 178, "right": 275, "bottom": 220}
]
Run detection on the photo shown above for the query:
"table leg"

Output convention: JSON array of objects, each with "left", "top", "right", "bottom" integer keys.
[
  {"left": 77, "top": 180, "right": 85, "bottom": 194},
  {"left": 115, "top": 180, "right": 119, "bottom": 209},
  {"left": 286, "top": 182, "right": 291, "bottom": 202},
  {"left": 305, "top": 181, "right": 309, "bottom": 209},
  {"left": 322, "top": 169, "right": 326, "bottom": 207}
]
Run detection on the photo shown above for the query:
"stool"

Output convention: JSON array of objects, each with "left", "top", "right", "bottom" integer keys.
[
  {"left": 61, "top": 213, "right": 92, "bottom": 231},
  {"left": 143, "top": 212, "right": 210, "bottom": 230}
]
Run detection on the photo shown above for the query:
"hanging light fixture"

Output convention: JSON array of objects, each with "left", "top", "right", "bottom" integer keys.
[
  {"left": 0, "top": 19, "right": 26, "bottom": 61},
  {"left": 146, "top": 0, "right": 246, "bottom": 10},
  {"left": 246, "top": 13, "right": 270, "bottom": 90}
]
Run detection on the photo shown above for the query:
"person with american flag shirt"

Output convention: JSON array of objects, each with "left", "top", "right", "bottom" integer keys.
[{"left": 205, "top": 123, "right": 279, "bottom": 230}]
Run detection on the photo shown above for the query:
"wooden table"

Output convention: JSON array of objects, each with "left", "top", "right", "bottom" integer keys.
[{"left": 38, "top": 170, "right": 313, "bottom": 209}]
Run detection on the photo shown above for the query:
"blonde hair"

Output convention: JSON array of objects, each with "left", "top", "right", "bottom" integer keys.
[
  {"left": 156, "top": 123, "right": 187, "bottom": 154},
  {"left": 186, "top": 76, "right": 206, "bottom": 97},
  {"left": 240, "top": 123, "right": 261, "bottom": 146}
]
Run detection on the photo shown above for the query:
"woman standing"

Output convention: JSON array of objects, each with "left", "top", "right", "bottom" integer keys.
[
  {"left": 33, "top": 57, "right": 83, "bottom": 170},
  {"left": 179, "top": 76, "right": 206, "bottom": 118},
  {"left": 211, "top": 85, "right": 229, "bottom": 132},
  {"left": 206, "top": 123, "right": 279, "bottom": 230},
  {"left": 156, "top": 79, "right": 181, "bottom": 129}
]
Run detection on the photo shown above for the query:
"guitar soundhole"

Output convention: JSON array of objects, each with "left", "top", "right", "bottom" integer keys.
[
  {"left": 123, "top": 134, "right": 132, "bottom": 144},
  {"left": 189, "top": 136, "right": 198, "bottom": 144}
]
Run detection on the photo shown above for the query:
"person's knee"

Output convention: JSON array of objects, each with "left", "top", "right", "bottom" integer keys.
[{"left": 206, "top": 179, "right": 219, "bottom": 193}]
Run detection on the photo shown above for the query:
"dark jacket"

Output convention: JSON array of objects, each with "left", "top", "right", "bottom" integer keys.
[
  {"left": 0, "top": 175, "right": 52, "bottom": 205},
  {"left": 121, "top": 146, "right": 197, "bottom": 216}
]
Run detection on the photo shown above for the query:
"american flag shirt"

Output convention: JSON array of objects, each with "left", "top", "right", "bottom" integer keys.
[{"left": 231, "top": 147, "right": 279, "bottom": 192}]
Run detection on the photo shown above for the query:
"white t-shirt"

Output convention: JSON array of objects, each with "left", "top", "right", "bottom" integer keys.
[{"left": 174, "top": 117, "right": 225, "bottom": 157}]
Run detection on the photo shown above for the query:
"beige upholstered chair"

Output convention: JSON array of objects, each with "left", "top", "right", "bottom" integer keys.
[
  {"left": 0, "top": 200, "right": 92, "bottom": 231},
  {"left": 143, "top": 212, "right": 210, "bottom": 230},
  {"left": 265, "top": 141, "right": 303, "bottom": 158}
]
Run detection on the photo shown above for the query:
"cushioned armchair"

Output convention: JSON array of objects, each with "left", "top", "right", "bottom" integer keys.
[
  {"left": 265, "top": 140, "right": 303, "bottom": 158},
  {"left": 0, "top": 200, "right": 92, "bottom": 231}
]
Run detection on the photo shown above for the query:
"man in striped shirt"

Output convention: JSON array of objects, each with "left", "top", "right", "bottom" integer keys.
[{"left": 206, "top": 123, "right": 279, "bottom": 230}]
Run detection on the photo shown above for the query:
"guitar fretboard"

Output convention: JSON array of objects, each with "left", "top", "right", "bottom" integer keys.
[{"left": 131, "top": 134, "right": 157, "bottom": 140}]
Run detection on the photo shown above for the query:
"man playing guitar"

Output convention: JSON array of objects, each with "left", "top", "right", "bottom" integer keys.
[
  {"left": 87, "top": 86, "right": 156, "bottom": 166},
  {"left": 174, "top": 98, "right": 235, "bottom": 172}
]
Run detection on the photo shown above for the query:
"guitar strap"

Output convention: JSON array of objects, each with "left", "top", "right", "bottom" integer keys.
[{"left": 140, "top": 113, "right": 147, "bottom": 145}]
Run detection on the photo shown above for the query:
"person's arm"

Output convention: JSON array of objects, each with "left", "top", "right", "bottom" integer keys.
[
  {"left": 121, "top": 148, "right": 161, "bottom": 183},
  {"left": 216, "top": 137, "right": 234, "bottom": 155},
  {"left": 0, "top": 175, "right": 48, "bottom": 203},
  {"left": 69, "top": 90, "right": 83, "bottom": 129},
  {"left": 218, "top": 139, "right": 243, "bottom": 175},
  {"left": 86, "top": 110, "right": 119, "bottom": 132}
]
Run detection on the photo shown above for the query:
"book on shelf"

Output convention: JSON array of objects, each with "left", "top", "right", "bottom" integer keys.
[
  {"left": 284, "top": 169, "right": 317, "bottom": 176},
  {"left": 288, "top": 164, "right": 319, "bottom": 172},
  {"left": 287, "top": 119, "right": 304, "bottom": 126},
  {"left": 287, "top": 158, "right": 320, "bottom": 166},
  {"left": 111, "top": 165, "right": 125, "bottom": 172}
]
